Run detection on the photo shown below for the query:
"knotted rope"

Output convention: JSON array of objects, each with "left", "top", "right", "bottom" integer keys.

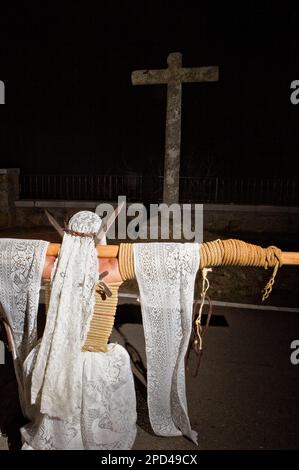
[
  {"left": 189, "top": 239, "right": 283, "bottom": 374},
  {"left": 199, "top": 239, "right": 282, "bottom": 301}
]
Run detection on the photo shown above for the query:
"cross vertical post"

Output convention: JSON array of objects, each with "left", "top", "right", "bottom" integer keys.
[{"left": 132, "top": 52, "right": 219, "bottom": 204}]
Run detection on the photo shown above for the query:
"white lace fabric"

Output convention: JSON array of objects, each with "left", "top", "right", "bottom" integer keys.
[
  {"left": 1, "top": 228, "right": 198, "bottom": 449},
  {"left": 21, "top": 344, "right": 137, "bottom": 450},
  {"left": 134, "top": 242, "right": 199, "bottom": 444},
  {"left": 0, "top": 238, "right": 49, "bottom": 407},
  {"left": 24, "top": 211, "right": 137, "bottom": 450},
  {"left": 30, "top": 211, "right": 101, "bottom": 418}
]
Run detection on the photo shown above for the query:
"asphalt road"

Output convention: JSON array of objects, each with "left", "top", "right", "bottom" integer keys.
[
  {"left": 114, "top": 301, "right": 299, "bottom": 450},
  {"left": 1, "top": 302, "right": 299, "bottom": 450}
]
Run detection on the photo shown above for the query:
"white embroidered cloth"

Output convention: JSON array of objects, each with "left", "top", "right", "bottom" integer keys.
[
  {"left": 134, "top": 242, "right": 199, "bottom": 444},
  {"left": 21, "top": 343, "right": 137, "bottom": 450},
  {"left": 31, "top": 211, "right": 104, "bottom": 418},
  {"left": 0, "top": 238, "right": 48, "bottom": 404},
  {"left": 26, "top": 211, "right": 137, "bottom": 449}
]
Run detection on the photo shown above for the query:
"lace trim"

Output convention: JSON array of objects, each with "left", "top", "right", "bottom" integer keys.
[
  {"left": 133, "top": 242, "right": 199, "bottom": 444},
  {"left": 0, "top": 238, "right": 49, "bottom": 409}
]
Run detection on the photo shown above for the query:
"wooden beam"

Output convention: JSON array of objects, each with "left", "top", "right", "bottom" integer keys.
[
  {"left": 281, "top": 252, "right": 299, "bottom": 266},
  {"left": 46, "top": 243, "right": 299, "bottom": 266},
  {"left": 47, "top": 244, "right": 119, "bottom": 258}
]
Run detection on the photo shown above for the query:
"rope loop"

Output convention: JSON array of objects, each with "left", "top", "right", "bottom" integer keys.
[{"left": 200, "top": 239, "right": 282, "bottom": 301}]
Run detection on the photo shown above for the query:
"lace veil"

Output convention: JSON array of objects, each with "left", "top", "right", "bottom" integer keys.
[{"left": 31, "top": 211, "right": 103, "bottom": 418}]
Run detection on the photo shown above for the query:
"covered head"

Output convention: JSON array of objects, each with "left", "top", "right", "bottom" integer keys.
[{"left": 64, "top": 210, "right": 106, "bottom": 245}]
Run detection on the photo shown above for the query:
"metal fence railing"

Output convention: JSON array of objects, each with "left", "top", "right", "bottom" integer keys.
[
  {"left": 178, "top": 177, "right": 299, "bottom": 205},
  {"left": 20, "top": 174, "right": 143, "bottom": 202},
  {"left": 19, "top": 174, "right": 299, "bottom": 206}
]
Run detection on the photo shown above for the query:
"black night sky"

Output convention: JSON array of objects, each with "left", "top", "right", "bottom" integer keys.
[{"left": 0, "top": 2, "right": 299, "bottom": 179}]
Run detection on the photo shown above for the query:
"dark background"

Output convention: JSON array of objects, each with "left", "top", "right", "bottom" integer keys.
[{"left": 0, "top": 1, "right": 298, "bottom": 178}]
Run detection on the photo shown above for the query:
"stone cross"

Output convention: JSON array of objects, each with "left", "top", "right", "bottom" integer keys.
[{"left": 132, "top": 52, "right": 219, "bottom": 204}]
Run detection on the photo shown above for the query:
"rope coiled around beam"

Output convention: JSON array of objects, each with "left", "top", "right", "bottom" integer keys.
[{"left": 199, "top": 239, "right": 282, "bottom": 300}]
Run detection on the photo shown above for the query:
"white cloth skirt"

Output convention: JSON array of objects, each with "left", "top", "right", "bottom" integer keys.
[{"left": 21, "top": 343, "right": 137, "bottom": 450}]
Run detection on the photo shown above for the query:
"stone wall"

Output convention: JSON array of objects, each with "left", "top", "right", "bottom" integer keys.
[
  {"left": 13, "top": 200, "right": 299, "bottom": 235},
  {"left": 15, "top": 200, "right": 100, "bottom": 228},
  {"left": 202, "top": 204, "right": 299, "bottom": 234}
]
